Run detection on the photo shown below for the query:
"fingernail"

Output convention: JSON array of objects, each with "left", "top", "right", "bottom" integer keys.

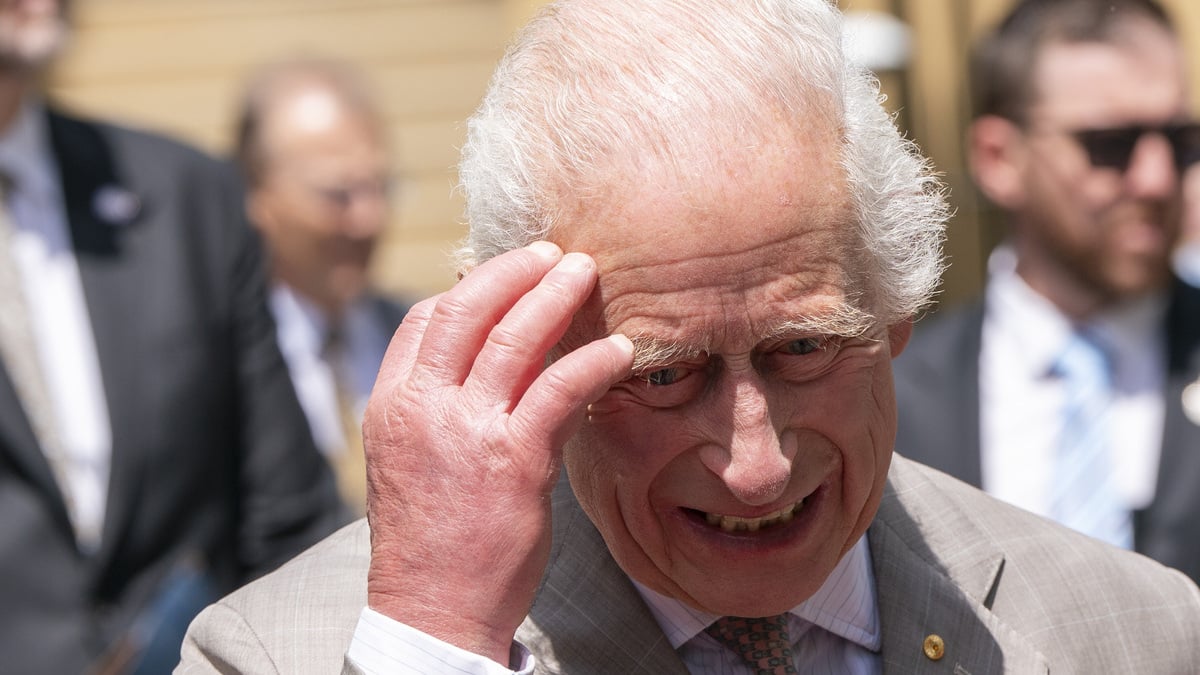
[
  {"left": 527, "top": 241, "right": 561, "bottom": 259},
  {"left": 558, "top": 252, "right": 594, "bottom": 273},
  {"left": 608, "top": 333, "right": 634, "bottom": 358}
]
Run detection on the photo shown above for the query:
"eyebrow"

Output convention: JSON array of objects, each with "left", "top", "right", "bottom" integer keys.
[{"left": 626, "top": 302, "right": 876, "bottom": 372}]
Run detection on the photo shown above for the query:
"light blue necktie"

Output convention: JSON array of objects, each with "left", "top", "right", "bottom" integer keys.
[{"left": 1049, "top": 329, "right": 1133, "bottom": 549}]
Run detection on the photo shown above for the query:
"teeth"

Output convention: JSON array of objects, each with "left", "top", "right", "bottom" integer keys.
[{"left": 704, "top": 500, "right": 804, "bottom": 533}]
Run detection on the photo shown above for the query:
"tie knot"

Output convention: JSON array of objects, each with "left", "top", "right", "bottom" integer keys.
[
  {"left": 322, "top": 320, "right": 345, "bottom": 357},
  {"left": 705, "top": 614, "right": 796, "bottom": 675},
  {"left": 1055, "top": 328, "right": 1112, "bottom": 385}
]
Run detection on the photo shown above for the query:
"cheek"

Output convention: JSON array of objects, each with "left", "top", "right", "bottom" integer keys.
[
  {"left": 565, "top": 407, "right": 688, "bottom": 524},
  {"left": 784, "top": 359, "right": 895, "bottom": 505},
  {"left": 1028, "top": 160, "right": 1107, "bottom": 222},
  {"left": 568, "top": 408, "right": 677, "bottom": 489}
]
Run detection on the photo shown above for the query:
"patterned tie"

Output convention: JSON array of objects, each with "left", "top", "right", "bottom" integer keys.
[
  {"left": 705, "top": 615, "right": 797, "bottom": 675},
  {"left": 1049, "top": 329, "right": 1133, "bottom": 549},
  {"left": 323, "top": 325, "right": 367, "bottom": 515}
]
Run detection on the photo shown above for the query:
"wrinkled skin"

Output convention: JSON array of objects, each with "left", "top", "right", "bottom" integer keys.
[
  {"left": 362, "top": 128, "right": 912, "bottom": 661},
  {"left": 364, "top": 243, "right": 635, "bottom": 663}
]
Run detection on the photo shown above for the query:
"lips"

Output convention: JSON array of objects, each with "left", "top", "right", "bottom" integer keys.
[{"left": 702, "top": 499, "right": 804, "bottom": 533}]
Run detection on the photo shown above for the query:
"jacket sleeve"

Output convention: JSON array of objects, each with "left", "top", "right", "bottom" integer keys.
[{"left": 213, "top": 159, "right": 351, "bottom": 580}]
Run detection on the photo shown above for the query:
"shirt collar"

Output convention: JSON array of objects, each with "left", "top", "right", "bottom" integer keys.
[
  {"left": 985, "top": 244, "right": 1166, "bottom": 379},
  {"left": 0, "top": 97, "right": 58, "bottom": 198},
  {"left": 270, "top": 283, "right": 335, "bottom": 358},
  {"left": 632, "top": 535, "right": 880, "bottom": 652},
  {"left": 270, "top": 282, "right": 378, "bottom": 356}
]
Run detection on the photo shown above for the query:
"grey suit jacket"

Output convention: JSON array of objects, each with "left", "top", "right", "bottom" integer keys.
[
  {"left": 178, "top": 456, "right": 1200, "bottom": 674},
  {"left": 893, "top": 279, "right": 1200, "bottom": 584},
  {"left": 0, "top": 109, "right": 348, "bottom": 673}
]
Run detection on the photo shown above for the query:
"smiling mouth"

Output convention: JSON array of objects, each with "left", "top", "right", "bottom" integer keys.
[{"left": 701, "top": 499, "right": 805, "bottom": 533}]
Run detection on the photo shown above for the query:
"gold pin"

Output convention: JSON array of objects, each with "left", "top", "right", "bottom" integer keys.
[
  {"left": 923, "top": 634, "right": 945, "bottom": 661},
  {"left": 1182, "top": 380, "right": 1200, "bottom": 427}
]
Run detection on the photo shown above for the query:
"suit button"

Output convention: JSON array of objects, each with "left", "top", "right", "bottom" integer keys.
[{"left": 923, "top": 634, "right": 945, "bottom": 661}]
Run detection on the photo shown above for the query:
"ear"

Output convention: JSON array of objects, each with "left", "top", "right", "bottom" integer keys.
[
  {"left": 887, "top": 318, "right": 913, "bottom": 358},
  {"left": 967, "top": 114, "right": 1029, "bottom": 210}
]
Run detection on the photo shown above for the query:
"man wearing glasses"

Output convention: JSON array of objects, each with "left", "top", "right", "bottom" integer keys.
[
  {"left": 895, "top": 0, "right": 1200, "bottom": 584},
  {"left": 234, "top": 57, "right": 410, "bottom": 515}
]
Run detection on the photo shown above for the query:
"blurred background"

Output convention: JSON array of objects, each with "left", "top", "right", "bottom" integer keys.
[{"left": 44, "top": 0, "right": 1200, "bottom": 306}]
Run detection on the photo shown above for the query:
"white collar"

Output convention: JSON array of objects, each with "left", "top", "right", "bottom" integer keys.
[
  {"left": 270, "top": 283, "right": 335, "bottom": 357},
  {"left": 270, "top": 282, "right": 379, "bottom": 357},
  {"left": 985, "top": 244, "right": 1166, "bottom": 380},
  {"left": 632, "top": 535, "right": 880, "bottom": 652}
]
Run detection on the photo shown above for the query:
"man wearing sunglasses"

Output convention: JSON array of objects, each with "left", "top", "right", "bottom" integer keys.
[{"left": 895, "top": 0, "right": 1200, "bottom": 584}]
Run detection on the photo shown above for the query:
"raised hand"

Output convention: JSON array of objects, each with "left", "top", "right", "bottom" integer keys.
[{"left": 361, "top": 241, "right": 633, "bottom": 663}]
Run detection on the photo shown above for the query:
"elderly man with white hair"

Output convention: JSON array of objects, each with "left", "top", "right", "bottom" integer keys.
[{"left": 179, "top": 0, "right": 1200, "bottom": 673}]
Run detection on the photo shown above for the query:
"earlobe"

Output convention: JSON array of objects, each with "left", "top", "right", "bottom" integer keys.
[
  {"left": 888, "top": 318, "right": 913, "bottom": 358},
  {"left": 968, "top": 115, "right": 1028, "bottom": 209}
]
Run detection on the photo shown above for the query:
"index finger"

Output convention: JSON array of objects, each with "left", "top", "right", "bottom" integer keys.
[{"left": 411, "top": 242, "right": 564, "bottom": 388}]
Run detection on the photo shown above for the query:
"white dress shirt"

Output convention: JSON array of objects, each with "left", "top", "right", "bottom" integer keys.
[
  {"left": 0, "top": 98, "right": 111, "bottom": 553},
  {"left": 269, "top": 285, "right": 391, "bottom": 458},
  {"left": 346, "top": 535, "right": 880, "bottom": 674},
  {"left": 980, "top": 248, "right": 1165, "bottom": 519}
]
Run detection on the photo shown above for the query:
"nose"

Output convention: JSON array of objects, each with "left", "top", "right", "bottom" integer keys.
[
  {"left": 698, "top": 373, "right": 794, "bottom": 506},
  {"left": 342, "top": 190, "right": 388, "bottom": 241},
  {"left": 1125, "top": 132, "right": 1179, "bottom": 200}
]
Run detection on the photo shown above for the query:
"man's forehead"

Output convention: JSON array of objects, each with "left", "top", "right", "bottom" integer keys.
[
  {"left": 553, "top": 125, "right": 851, "bottom": 253},
  {"left": 1031, "top": 32, "right": 1185, "bottom": 125}
]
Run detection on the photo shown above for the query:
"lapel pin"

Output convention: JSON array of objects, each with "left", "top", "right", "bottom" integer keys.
[
  {"left": 1182, "top": 379, "right": 1200, "bottom": 427},
  {"left": 91, "top": 184, "right": 142, "bottom": 227},
  {"left": 923, "top": 633, "right": 945, "bottom": 661}
]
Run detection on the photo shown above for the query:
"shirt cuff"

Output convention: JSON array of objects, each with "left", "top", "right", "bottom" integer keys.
[{"left": 346, "top": 606, "right": 535, "bottom": 674}]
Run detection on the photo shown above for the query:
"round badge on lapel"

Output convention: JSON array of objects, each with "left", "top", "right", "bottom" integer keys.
[
  {"left": 1182, "top": 380, "right": 1200, "bottom": 427},
  {"left": 91, "top": 184, "right": 141, "bottom": 227},
  {"left": 923, "top": 634, "right": 945, "bottom": 661}
]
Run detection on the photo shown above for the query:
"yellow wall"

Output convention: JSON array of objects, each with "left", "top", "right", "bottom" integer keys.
[
  {"left": 49, "top": 0, "right": 511, "bottom": 298},
  {"left": 46, "top": 0, "right": 1200, "bottom": 304}
]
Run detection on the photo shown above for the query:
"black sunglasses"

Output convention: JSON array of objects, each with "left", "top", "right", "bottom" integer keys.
[{"left": 1070, "top": 123, "right": 1200, "bottom": 172}]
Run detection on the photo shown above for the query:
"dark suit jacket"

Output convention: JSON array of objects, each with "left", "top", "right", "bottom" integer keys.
[
  {"left": 0, "top": 109, "right": 347, "bottom": 673},
  {"left": 893, "top": 277, "right": 1200, "bottom": 584},
  {"left": 360, "top": 292, "right": 409, "bottom": 340},
  {"left": 177, "top": 457, "right": 1200, "bottom": 674}
]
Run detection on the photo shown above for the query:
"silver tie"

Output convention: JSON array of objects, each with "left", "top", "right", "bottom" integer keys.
[{"left": 1049, "top": 329, "right": 1133, "bottom": 549}]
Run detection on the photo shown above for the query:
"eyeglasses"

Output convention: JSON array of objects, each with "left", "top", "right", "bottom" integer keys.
[
  {"left": 1066, "top": 123, "right": 1200, "bottom": 172},
  {"left": 309, "top": 177, "right": 393, "bottom": 210}
]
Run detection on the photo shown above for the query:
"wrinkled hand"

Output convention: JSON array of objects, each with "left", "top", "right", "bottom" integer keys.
[{"left": 362, "top": 242, "right": 633, "bottom": 663}]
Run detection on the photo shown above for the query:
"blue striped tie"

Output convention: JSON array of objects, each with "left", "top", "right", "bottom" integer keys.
[{"left": 1049, "top": 329, "right": 1132, "bottom": 549}]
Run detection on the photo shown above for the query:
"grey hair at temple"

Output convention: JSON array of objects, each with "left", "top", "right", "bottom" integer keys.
[{"left": 456, "top": 0, "right": 947, "bottom": 322}]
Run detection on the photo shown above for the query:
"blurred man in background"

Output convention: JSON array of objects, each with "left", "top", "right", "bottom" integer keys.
[
  {"left": 0, "top": 1, "right": 346, "bottom": 672},
  {"left": 895, "top": 0, "right": 1200, "bottom": 583},
  {"left": 235, "top": 57, "right": 409, "bottom": 514}
]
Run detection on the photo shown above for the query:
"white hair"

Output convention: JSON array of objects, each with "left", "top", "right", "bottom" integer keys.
[{"left": 457, "top": 0, "right": 946, "bottom": 321}]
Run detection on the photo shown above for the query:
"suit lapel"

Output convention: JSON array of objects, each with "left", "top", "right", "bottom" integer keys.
[
  {"left": 1153, "top": 285, "right": 1200, "bottom": 513},
  {"left": 0, "top": 362, "right": 74, "bottom": 531},
  {"left": 519, "top": 475, "right": 688, "bottom": 675},
  {"left": 872, "top": 457, "right": 1047, "bottom": 674},
  {"left": 520, "top": 462, "right": 1055, "bottom": 674},
  {"left": 1139, "top": 278, "right": 1200, "bottom": 571},
  {"left": 46, "top": 110, "right": 149, "bottom": 563},
  {"left": 894, "top": 303, "right": 985, "bottom": 486}
]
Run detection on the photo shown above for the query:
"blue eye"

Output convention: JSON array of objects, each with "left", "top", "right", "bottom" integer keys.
[
  {"left": 782, "top": 338, "right": 822, "bottom": 355},
  {"left": 644, "top": 368, "right": 685, "bottom": 386}
]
